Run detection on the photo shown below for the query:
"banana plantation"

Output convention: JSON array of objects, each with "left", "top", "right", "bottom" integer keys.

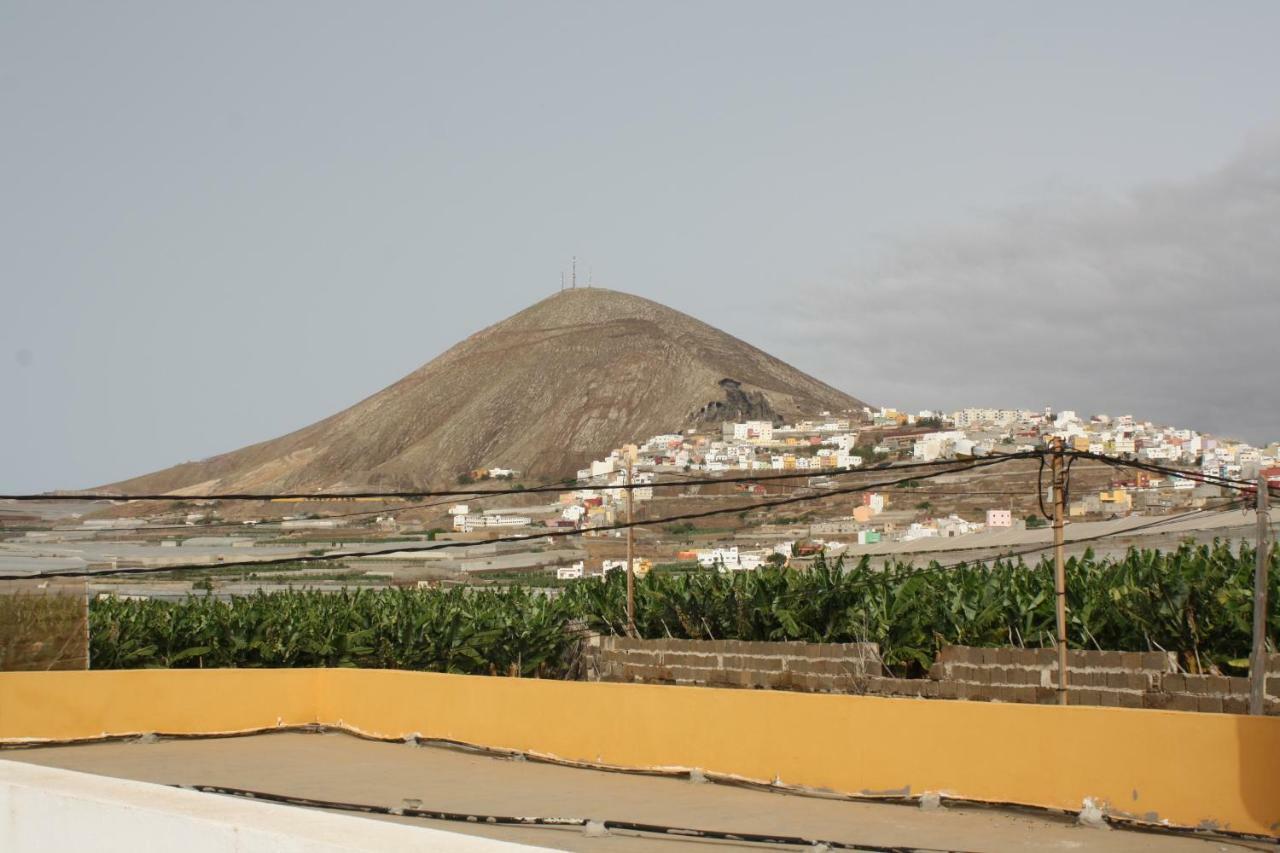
[{"left": 89, "top": 541, "right": 1277, "bottom": 677}]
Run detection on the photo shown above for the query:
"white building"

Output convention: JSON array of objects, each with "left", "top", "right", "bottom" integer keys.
[
  {"left": 936, "top": 514, "right": 982, "bottom": 538},
  {"left": 453, "top": 514, "right": 531, "bottom": 532},
  {"left": 901, "top": 523, "right": 939, "bottom": 542},
  {"left": 695, "top": 547, "right": 740, "bottom": 570},
  {"left": 834, "top": 451, "right": 864, "bottom": 469},
  {"left": 912, "top": 431, "right": 966, "bottom": 462},
  {"left": 555, "top": 561, "right": 584, "bottom": 580}
]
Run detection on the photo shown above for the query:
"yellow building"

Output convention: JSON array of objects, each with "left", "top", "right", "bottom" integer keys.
[{"left": 1099, "top": 489, "right": 1132, "bottom": 512}]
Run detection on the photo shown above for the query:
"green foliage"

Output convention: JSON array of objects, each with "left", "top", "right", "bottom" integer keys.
[
  {"left": 849, "top": 445, "right": 887, "bottom": 463},
  {"left": 1025, "top": 515, "right": 1047, "bottom": 529},
  {"left": 88, "top": 542, "right": 1277, "bottom": 680},
  {"left": 90, "top": 586, "right": 580, "bottom": 676},
  {"left": 558, "top": 540, "right": 1277, "bottom": 676},
  {"left": 650, "top": 561, "right": 703, "bottom": 574}
]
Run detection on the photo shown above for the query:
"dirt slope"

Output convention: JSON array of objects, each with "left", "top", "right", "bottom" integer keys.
[{"left": 106, "top": 288, "right": 866, "bottom": 493}]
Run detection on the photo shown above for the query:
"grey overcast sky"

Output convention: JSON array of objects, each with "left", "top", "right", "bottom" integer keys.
[{"left": 3, "top": 2, "right": 1278, "bottom": 492}]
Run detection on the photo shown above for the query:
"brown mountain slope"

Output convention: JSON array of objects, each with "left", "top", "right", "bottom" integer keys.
[{"left": 107, "top": 289, "right": 867, "bottom": 494}]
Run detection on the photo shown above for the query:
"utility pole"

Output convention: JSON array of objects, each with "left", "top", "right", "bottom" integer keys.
[
  {"left": 625, "top": 458, "right": 636, "bottom": 638},
  {"left": 1250, "top": 473, "right": 1271, "bottom": 715},
  {"left": 1052, "top": 437, "right": 1069, "bottom": 705}
]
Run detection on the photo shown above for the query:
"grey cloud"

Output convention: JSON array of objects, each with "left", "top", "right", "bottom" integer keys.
[{"left": 782, "top": 138, "right": 1280, "bottom": 444}]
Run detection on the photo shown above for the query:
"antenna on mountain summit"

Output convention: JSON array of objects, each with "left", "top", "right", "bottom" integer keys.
[{"left": 572, "top": 256, "right": 577, "bottom": 289}]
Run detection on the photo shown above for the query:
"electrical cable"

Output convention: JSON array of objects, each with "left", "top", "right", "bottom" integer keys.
[
  {"left": 915, "top": 498, "right": 1248, "bottom": 575},
  {"left": 1069, "top": 451, "right": 1274, "bottom": 494},
  {"left": 607, "top": 499, "right": 1253, "bottom": 634},
  {"left": 1036, "top": 455, "right": 1052, "bottom": 521},
  {"left": 0, "top": 455, "right": 1027, "bottom": 581},
  {"left": 0, "top": 482, "right": 1038, "bottom": 536},
  {"left": 18, "top": 493, "right": 473, "bottom": 535},
  {"left": 0, "top": 451, "right": 1045, "bottom": 503}
]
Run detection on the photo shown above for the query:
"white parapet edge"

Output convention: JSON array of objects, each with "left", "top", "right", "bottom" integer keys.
[{"left": 0, "top": 759, "right": 552, "bottom": 853}]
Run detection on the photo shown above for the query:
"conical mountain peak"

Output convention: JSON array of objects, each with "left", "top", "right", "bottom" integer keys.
[{"left": 109, "top": 289, "right": 865, "bottom": 493}]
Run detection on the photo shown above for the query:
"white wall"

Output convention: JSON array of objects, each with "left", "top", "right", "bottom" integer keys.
[{"left": 0, "top": 760, "right": 549, "bottom": 853}]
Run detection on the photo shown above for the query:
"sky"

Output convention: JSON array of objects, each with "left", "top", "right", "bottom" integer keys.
[{"left": 2, "top": 2, "right": 1278, "bottom": 492}]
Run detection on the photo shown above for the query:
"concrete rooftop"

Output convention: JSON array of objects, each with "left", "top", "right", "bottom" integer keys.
[{"left": 3, "top": 731, "right": 1241, "bottom": 852}]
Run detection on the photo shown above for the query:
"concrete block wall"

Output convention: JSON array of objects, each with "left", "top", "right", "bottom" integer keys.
[
  {"left": 928, "top": 646, "right": 1280, "bottom": 714},
  {"left": 927, "top": 646, "right": 1175, "bottom": 709},
  {"left": 1155, "top": 670, "right": 1280, "bottom": 715},
  {"left": 592, "top": 636, "right": 882, "bottom": 691},
  {"left": 589, "top": 637, "right": 1280, "bottom": 714}
]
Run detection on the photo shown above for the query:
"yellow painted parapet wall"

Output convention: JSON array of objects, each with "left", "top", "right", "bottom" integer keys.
[{"left": 3, "top": 669, "right": 1278, "bottom": 837}]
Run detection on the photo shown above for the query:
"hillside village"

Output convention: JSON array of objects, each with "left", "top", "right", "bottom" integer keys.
[
  {"left": 453, "top": 405, "right": 1280, "bottom": 577},
  {"left": 9, "top": 403, "right": 1274, "bottom": 587}
]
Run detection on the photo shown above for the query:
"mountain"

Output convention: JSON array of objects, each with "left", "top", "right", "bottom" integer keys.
[{"left": 106, "top": 288, "right": 867, "bottom": 494}]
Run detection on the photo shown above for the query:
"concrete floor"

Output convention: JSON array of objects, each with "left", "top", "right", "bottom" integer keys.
[{"left": 4, "top": 731, "right": 1259, "bottom": 852}]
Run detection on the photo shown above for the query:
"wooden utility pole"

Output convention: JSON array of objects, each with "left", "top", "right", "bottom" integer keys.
[
  {"left": 626, "top": 459, "right": 636, "bottom": 638},
  {"left": 1250, "top": 473, "right": 1271, "bottom": 715},
  {"left": 1052, "top": 438, "right": 1069, "bottom": 705}
]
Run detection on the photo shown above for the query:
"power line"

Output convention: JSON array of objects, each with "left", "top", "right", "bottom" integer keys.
[
  {"left": 573, "top": 501, "right": 1256, "bottom": 645},
  {"left": 1, "top": 452, "right": 1258, "bottom": 582},
  {"left": 0, "top": 452, "right": 1046, "bottom": 503},
  {"left": 4, "top": 450, "right": 1266, "bottom": 507},
  {"left": 0, "top": 455, "right": 1025, "bottom": 581},
  {"left": 0, "top": 454, "right": 1040, "bottom": 536},
  {"left": 657, "top": 500, "right": 1253, "bottom": 618},
  {"left": 16, "top": 494, "right": 473, "bottom": 535},
  {"left": 1069, "top": 450, "right": 1275, "bottom": 494},
  {"left": 914, "top": 498, "right": 1249, "bottom": 575}
]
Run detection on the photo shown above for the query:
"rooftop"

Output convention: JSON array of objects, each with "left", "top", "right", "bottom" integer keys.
[{"left": 4, "top": 731, "right": 1225, "bottom": 852}]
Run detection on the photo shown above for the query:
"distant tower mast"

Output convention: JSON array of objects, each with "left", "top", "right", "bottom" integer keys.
[
  {"left": 560, "top": 271, "right": 565, "bottom": 292},
  {"left": 572, "top": 256, "right": 577, "bottom": 289}
]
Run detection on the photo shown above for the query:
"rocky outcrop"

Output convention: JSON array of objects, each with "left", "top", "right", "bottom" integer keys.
[{"left": 690, "top": 379, "right": 779, "bottom": 425}]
